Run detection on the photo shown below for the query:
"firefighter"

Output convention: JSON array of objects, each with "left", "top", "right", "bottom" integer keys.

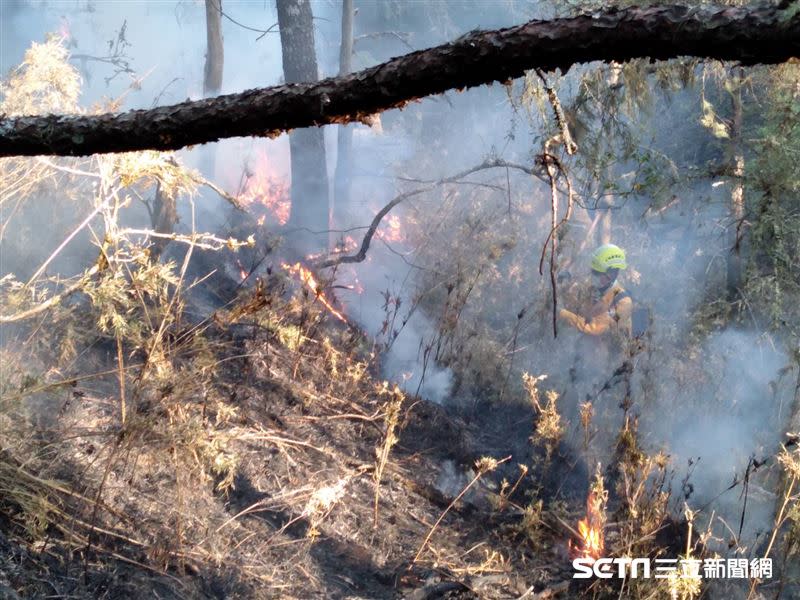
[
  {"left": 558, "top": 245, "right": 644, "bottom": 476},
  {"left": 558, "top": 243, "right": 632, "bottom": 339}
]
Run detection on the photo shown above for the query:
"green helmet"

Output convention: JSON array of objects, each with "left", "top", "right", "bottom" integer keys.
[{"left": 591, "top": 244, "right": 627, "bottom": 273}]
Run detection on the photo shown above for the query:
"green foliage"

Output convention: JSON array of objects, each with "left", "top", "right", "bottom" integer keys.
[
  {"left": 518, "top": 497, "right": 546, "bottom": 546},
  {"left": 743, "top": 64, "right": 800, "bottom": 332},
  {"left": 85, "top": 251, "right": 179, "bottom": 342}
]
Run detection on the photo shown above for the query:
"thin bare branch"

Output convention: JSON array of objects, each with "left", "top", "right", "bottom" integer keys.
[
  {"left": 315, "top": 158, "right": 547, "bottom": 269},
  {"left": 534, "top": 69, "right": 577, "bottom": 155}
]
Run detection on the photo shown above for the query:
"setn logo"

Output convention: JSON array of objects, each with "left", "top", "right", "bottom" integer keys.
[{"left": 573, "top": 558, "right": 651, "bottom": 579}]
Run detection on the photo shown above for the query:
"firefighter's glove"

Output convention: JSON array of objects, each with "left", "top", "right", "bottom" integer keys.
[{"left": 559, "top": 308, "right": 589, "bottom": 332}]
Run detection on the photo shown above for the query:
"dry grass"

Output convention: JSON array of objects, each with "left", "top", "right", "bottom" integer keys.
[
  {"left": 373, "top": 382, "right": 404, "bottom": 526},
  {"left": 523, "top": 372, "right": 565, "bottom": 462},
  {"left": 0, "top": 35, "right": 81, "bottom": 116}
]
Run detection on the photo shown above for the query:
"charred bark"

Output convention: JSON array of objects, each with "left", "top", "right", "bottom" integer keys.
[
  {"left": 276, "top": 0, "right": 330, "bottom": 254},
  {"left": 149, "top": 182, "right": 177, "bottom": 260},
  {"left": 1, "top": 4, "right": 799, "bottom": 158}
]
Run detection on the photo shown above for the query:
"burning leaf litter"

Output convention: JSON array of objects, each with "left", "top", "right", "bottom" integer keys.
[
  {"left": 282, "top": 262, "right": 348, "bottom": 323},
  {"left": 571, "top": 466, "right": 607, "bottom": 562}
]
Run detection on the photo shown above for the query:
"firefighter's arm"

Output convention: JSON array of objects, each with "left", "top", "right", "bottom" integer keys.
[
  {"left": 558, "top": 308, "right": 615, "bottom": 335},
  {"left": 614, "top": 295, "right": 633, "bottom": 324}
]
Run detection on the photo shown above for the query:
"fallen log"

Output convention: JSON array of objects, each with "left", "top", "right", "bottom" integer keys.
[{"left": 1, "top": 4, "right": 798, "bottom": 157}]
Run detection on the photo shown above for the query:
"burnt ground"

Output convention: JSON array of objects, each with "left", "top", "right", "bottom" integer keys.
[
  {"left": 0, "top": 280, "right": 584, "bottom": 600},
  {"left": 202, "top": 328, "right": 577, "bottom": 599}
]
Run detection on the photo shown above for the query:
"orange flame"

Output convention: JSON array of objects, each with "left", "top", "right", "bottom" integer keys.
[
  {"left": 236, "top": 259, "right": 249, "bottom": 281},
  {"left": 376, "top": 214, "right": 403, "bottom": 243},
  {"left": 576, "top": 513, "right": 604, "bottom": 559},
  {"left": 569, "top": 491, "right": 606, "bottom": 561},
  {"left": 283, "top": 262, "right": 348, "bottom": 323},
  {"left": 332, "top": 235, "right": 359, "bottom": 254},
  {"left": 337, "top": 277, "right": 364, "bottom": 295},
  {"left": 239, "top": 150, "right": 290, "bottom": 226}
]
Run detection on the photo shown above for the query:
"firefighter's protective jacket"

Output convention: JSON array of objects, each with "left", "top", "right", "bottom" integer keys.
[{"left": 558, "top": 283, "right": 633, "bottom": 337}]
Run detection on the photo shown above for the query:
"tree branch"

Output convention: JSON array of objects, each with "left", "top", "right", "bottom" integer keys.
[
  {"left": 189, "top": 172, "right": 245, "bottom": 211},
  {"left": 353, "top": 31, "right": 415, "bottom": 52},
  {"left": 314, "top": 159, "right": 545, "bottom": 269},
  {"left": 0, "top": 265, "right": 99, "bottom": 324},
  {"left": 535, "top": 69, "right": 577, "bottom": 155},
  {"left": 1, "top": 4, "right": 798, "bottom": 157}
]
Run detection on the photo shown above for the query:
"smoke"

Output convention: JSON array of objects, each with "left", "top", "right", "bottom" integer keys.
[
  {"left": 3, "top": 0, "right": 529, "bottom": 405},
  {"left": 542, "top": 187, "right": 790, "bottom": 549},
  {"left": 338, "top": 250, "right": 454, "bottom": 403},
  {"left": 642, "top": 329, "right": 789, "bottom": 545},
  {"left": 435, "top": 459, "right": 471, "bottom": 498}
]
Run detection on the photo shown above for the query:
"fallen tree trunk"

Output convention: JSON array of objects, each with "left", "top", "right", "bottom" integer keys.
[{"left": 1, "top": 3, "right": 798, "bottom": 157}]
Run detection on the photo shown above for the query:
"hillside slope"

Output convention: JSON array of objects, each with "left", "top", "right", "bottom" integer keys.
[{"left": 0, "top": 277, "right": 568, "bottom": 599}]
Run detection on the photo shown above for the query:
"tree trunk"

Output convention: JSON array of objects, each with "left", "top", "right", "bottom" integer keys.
[
  {"left": 333, "top": 0, "right": 354, "bottom": 230},
  {"left": 149, "top": 181, "right": 177, "bottom": 261},
  {"left": 203, "top": 0, "right": 224, "bottom": 96},
  {"left": 276, "top": 0, "right": 330, "bottom": 255},
  {"left": 1, "top": 4, "right": 798, "bottom": 158},
  {"left": 202, "top": 0, "right": 224, "bottom": 179}
]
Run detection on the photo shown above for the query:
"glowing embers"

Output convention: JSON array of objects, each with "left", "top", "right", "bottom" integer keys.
[
  {"left": 239, "top": 150, "right": 290, "bottom": 226},
  {"left": 346, "top": 274, "right": 365, "bottom": 296},
  {"left": 283, "top": 262, "right": 348, "bottom": 323},
  {"left": 570, "top": 468, "right": 607, "bottom": 562}
]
